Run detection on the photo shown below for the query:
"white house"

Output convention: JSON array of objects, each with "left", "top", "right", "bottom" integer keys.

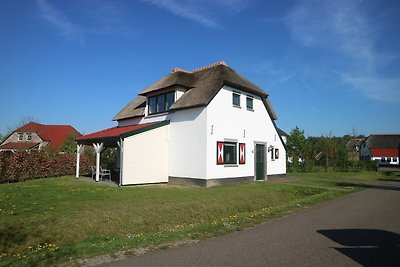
[
  {"left": 76, "top": 62, "right": 286, "bottom": 186},
  {"left": 360, "top": 134, "right": 400, "bottom": 166}
]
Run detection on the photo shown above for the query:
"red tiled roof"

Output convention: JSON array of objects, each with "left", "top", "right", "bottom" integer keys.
[
  {"left": 76, "top": 122, "right": 160, "bottom": 142},
  {"left": 14, "top": 122, "right": 81, "bottom": 152},
  {"left": 370, "top": 148, "right": 399, "bottom": 157},
  {"left": 0, "top": 142, "right": 40, "bottom": 150}
]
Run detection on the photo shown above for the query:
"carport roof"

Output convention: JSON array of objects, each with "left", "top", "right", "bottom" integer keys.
[{"left": 76, "top": 121, "right": 169, "bottom": 144}]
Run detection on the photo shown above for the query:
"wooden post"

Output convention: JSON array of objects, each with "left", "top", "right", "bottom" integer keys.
[
  {"left": 93, "top": 143, "right": 104, "bottom": 182},
  {"left": 75, "top": 144, "right": 83, "bottom": 178}
]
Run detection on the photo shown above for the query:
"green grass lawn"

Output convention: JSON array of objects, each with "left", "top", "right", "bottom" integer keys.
[
  {"left": 0, "top": 176, "right": 354, "bottom": 266},
  {"left": 287, "top": 170, "right": 400, "bottom": 181}
]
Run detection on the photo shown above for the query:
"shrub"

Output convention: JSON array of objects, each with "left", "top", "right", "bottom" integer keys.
[{"left": 0, "top": 151, "right": 95, "bottom": 183}]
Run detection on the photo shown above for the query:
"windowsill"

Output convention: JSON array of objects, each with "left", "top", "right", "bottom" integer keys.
[
  {"left": 224, "top": 164, "right": 238, "bottom": 167},
  {"left": 247, "top": 108, "right": 254, "bottom": 112},
  {"left": 233, "top": 105, "right": 241, "bottom": 109}
]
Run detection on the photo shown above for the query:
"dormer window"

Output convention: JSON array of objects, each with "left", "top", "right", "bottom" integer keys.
[
  {"left": 27, "top": 133, "right": 32, "bottom": 141},
  {"left": 148, "top": 91, "right": 175, "bottom": 115},
  {"left": 18, "top": 133, "right": 24, "bottom": 141}
]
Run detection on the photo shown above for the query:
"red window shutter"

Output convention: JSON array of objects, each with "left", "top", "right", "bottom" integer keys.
[
  {"left": 239, "top": 143, "right": 245, "bottom": 164},
  {"left": 217, "top": 142, "right": 224, "bottom": 165}
]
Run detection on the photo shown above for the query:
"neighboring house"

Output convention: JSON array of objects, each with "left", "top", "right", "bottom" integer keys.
[
  {"left": 277, "top": 128, "right": 289, "bottom": 145},
  {"left": 76, "top": 62, "right": 286, "bottom": 186},
  {"left": 0, "top": 122, "right": 81, "bottom": 153},
  {"left": 359, "top": 134, "right": 400, "bottom": 166},
  {"left": 346, "top": 138, "right": 364, "bottom": 161}
]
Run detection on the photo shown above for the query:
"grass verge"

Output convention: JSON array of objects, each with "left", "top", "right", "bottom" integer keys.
[{"left": 0, "top": 176, "right": 356, "bottom": 266}]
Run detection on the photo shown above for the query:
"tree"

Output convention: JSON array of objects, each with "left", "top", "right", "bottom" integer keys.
[
  {"left": 286, "top": 126, "right": 309, "bottom": 172},
  {"left": 60, "top": 133, "right": 79, "bottom": 153}
]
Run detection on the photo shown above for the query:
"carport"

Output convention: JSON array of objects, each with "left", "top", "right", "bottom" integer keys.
[{"left": 75, "top": 121, "right": 169, "bottom": 186}]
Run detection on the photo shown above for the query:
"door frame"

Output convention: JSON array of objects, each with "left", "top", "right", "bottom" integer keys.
[{"left": 254, "top": 142, "right": 267, "bottom": 181}]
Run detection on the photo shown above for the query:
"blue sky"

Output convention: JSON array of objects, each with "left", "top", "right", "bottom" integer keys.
[{"left": 1, "top": 0, "right": 399, "bottom": 137}]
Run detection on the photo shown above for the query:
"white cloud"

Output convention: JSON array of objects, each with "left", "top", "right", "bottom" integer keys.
[
  {"left": 285, "top": 0, "right": 400, "bottom": 102},
  {"left": 341, "top": 74, "right": 400, "bottom": 102},
  {"left": 35, "top": 0, "right": 85, "bottom": 44},
  {"left": 35, "top": 0, "right": 134, "bottom": 44},
  {"left": 142, "top": 0, "right": 250, "bottom": 28}
]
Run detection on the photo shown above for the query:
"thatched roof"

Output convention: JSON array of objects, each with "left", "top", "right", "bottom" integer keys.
[
  {"left": 113, "top": 62, "right": 277, "bottom": 121},
  {"left": 112, "top": 95, "right": 146, "bottom": 122}
]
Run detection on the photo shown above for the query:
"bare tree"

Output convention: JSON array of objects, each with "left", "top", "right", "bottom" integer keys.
[{"left": 6, "top": 116, "right": 39, "bottom": 135}]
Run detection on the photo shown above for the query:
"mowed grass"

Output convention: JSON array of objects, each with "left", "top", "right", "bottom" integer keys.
[
  {"left": 0, "top": 176, "right": 351, "bottom": 266},
  {"left": 287, "top": 170, "right": 400, "bottom": 181}
]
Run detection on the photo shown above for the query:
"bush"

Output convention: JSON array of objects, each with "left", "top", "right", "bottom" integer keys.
[{"left": 0, "top": 151, "right": 95, "bottom": 183}]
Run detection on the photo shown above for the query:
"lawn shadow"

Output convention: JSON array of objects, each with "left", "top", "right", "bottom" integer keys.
[
  {"left": 0, "top": 224, "right": 28, "bottom": 251},
  {"left": 335, "top": 182, "right": 400, "bottom": 191},
  {"left": 378, "top": 178, "right": 400, "bottom": 183},
  {"left": 318, "top": 229, "right": 400, "bottom": 267}
]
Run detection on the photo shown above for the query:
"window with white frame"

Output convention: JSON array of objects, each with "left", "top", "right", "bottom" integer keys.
[
  {"left": 232, "top": 91, "right": 241, "bottom": 107},
  {"left": 18, "top": 133, "right": 24, "bottom": 141},
  {"left": 224, "top": 142, "right": 237, "bottom": 164},
  {"left": 27, "top": 133, "right": 32, "bottom": 141}
]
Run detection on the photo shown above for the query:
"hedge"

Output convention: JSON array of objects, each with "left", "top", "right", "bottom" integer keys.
[{"left": 0, "top": 151, "right": 95, "bottom": 183}]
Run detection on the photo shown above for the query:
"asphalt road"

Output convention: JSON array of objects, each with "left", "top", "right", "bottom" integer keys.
[{"left": 102, "top": 187, "right": 400, "bottom": 267}]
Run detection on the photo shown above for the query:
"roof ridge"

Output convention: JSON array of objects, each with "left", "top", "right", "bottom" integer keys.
[
  {"left": 191, "top": 61, "right": 228, "bottom": 73},
  {"left": 171, "top": 61, "right": 228, "bottom": 74},
  {"left": 171, "top": 67, "right": 191, "bottom": 73}
]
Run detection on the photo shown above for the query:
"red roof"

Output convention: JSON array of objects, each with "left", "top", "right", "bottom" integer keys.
[
  {"left": 370, "top": 148, "right": 399, "bottom": 157},
  {"left": 12, "top": 122, "right": 81, "bottom": 152},
  {"left": 0, "top": 142, "right": 40, "bottom": 150},
  {"left": 77, "top": 122, "right": 160, "bottom": 142}
]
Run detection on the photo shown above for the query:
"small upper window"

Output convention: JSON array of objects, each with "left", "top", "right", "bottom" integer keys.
[
  {"left": 393, "top": 157, "right": 398, "bottom": 162},
  {"left": 232, "top": 92, "right": 240, "bottom": 107},
  {"left": 387, "top": 157, "right": 391, "bottom": 162},
  {"left": 381, "top": 157, "right": 385, "bottom": 162},
  {"left": 26, "top": 133, "right": 32, "bottom": 141},
  {"left": 18, "top": 133, "right": 24, "bottom": 141},
  {"left": 148, "top": 91, "right": 175, "bottom": 115},
  {"left": 246, "top": 96, "right": 253, "bottom": 110}
]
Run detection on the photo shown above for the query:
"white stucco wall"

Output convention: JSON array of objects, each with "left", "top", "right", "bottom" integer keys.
[
  {"left": 168, "top": 107, "right": 207, "bottom": 179},
  {"left": 122, "top": 125, "right": 169, "bottom": 185},
  {"left": 205, "top": 85, "right": 286, "bottom": 180}
]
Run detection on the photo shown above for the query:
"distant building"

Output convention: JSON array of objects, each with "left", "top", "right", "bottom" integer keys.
[
  {"left": 0, "top": 122, "right": 81, "bottom": 153},
  {"left": 359, "top": 134, "right": 400, "bottom": 166},
  {"left": 346, "top": 138, "right": 364, "bottom": 161},
  {"left": 277, "top": 127, "right": 289, "bottom": 145}
]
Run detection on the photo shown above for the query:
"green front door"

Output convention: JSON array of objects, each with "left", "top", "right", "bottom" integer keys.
[{"left": 255, "top": 144, "right": 265, "bottom": 180}]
